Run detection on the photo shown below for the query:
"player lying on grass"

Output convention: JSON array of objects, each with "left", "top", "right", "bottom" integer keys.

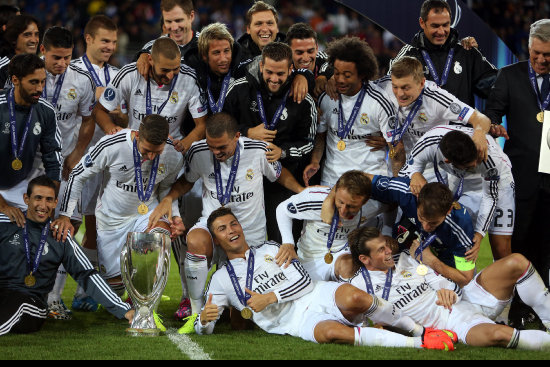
[
  {"left": 335, "top": 226, "right": 550, "bottom": 350},
  {"left": 0, "top": 175, "right": 134, "bottom": 336},
  {"left": 194, "top": 206, "right": 456, "bottom": 350}
]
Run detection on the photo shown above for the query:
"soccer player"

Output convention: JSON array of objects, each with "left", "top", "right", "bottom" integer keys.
[
  {"left": 195, "top": 206, "right": 455, "bottom": 351},
  {"left": 400, "top": 125, "right": 515, "bottom": 262},
  {"left": 0, "top": 54, "right": 61, "bottom": 221},
  {"left": 375, "top": 56, "right": 492, "bottom": 173},
  {"left": 343, "top": 226, "right": 550, "bottom": 350},
  {"left": 322, "top": 173, "right": 476, "bottom": 288},
  {"left": 54, "top": 114, "right": 184, "bottom": 302},
  {"left": 276, "top": 170, "right": 379, "bottom": 281},
  {"left": 93, "top": 36, "right": 207, "bottom": 154},
  {"left": 146, "top": 112, "right": 305, "bottom": 329},
  {"left": 0, "top": 175, "right": 133, "bottom": 336},
  {"left": 70, "top": 14, "right": 126, "bottom": 313}
]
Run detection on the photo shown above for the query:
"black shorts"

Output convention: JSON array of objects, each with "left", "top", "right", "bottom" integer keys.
[{"left": 0, "top": 288, "right": 47, "bottom": 335}]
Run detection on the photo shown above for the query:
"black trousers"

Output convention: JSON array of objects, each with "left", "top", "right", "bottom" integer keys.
[{"left": 0, "top": 289, "right": 47, "bottom": 335}]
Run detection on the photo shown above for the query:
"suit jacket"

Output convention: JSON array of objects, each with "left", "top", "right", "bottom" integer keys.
[{"left": 485, "top": 60, "right": 550, "bottom": 200}]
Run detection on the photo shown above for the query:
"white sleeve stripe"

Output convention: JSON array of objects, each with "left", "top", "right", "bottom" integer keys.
[
  {"left": 90, "top": 273, "right": 131, "bottom": 310},
  {"left": 388, "top": 44, "right": 413, "bottom": 74},
  {"left": 66, "top": 235, "right": 94, "bottom": 269},
  {"left": 388, "top": 180, "right": 410, "bottom": 193},
  {"left": 366, "top": 85, "right": 395, "bottom": 117},
  {"left": 278, "top": 262, "right": 311, "bottom": 299},
  {"left": 445, "top": 217, "right": 473, "bottom": 248}
]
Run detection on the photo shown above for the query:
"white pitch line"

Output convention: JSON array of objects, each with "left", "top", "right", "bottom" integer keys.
[{"left": 166, "top": 328, "right": 212, "bottom": 360}]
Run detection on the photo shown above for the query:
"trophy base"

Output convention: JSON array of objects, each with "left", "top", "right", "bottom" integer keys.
[{"left": 126, "top": 327, "right": 162, "bottom": 337}]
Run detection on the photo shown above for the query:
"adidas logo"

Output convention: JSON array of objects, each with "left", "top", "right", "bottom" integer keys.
[
  {"left": 208, "top": 172, "right": 216, "bottom": 179},
  {"left": 134, "top": 89, "right": 143, "bottom": 96},
  {"left": 119, "top": 165, "right": 129, "bottom": 172},
  {"left": 332, "top": 108, "right": 338, "bottom": 114}
]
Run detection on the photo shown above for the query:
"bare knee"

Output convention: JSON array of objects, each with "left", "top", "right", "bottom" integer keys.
[
  {"left": 313, "top": 321, "right": 354, "bottom": 344},
  {"left": 466, "top": 324, "right": 514, "bottom": 347},
  {"left": 502, "top": 253, "right": 530, "bottom": 278},
  {"left": 186, "top": 229, "right": 213, "bottom": 258}
]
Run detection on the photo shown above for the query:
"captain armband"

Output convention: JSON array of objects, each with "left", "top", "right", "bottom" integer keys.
[{"left": 454, "top": 256, "right": 476, "bottom": 271}]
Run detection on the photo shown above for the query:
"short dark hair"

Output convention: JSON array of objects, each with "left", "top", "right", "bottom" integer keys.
[
  {"left": 205, "top": 112, "right": 239, "bottom": 139},
  {"left": 160, "top": 0, "right": 194, "bottom": 15},
  {"left": 286, "top": 22, "right": 317, "bottom": 46},
  {"left": 3, "top": 14, "right": 39, "bottom": 52},
  {"left": 261, "top": 41, "right": 292, "bottom": 65},
  {"left": 0, "top": 4, "right": 20, "bottom": 29},
  {"left": 245, "top": 1, "right": 278, "bottom": 27},
  {"left": 439, "top": 130, "right": 477, "bottom": 167},
  {"left": 349, "top": 226, "right": 381, "bottom": 267},
  {"left": 151, "top": 36, "right": 181, "bottom": 61},
  {"left": 42, "top": 26, "right": 73, "bottom": 50},
  {"left": 139, "top": 114, "right": 169, "bottom": 145},
  {"left": 9, "top": 53, "right": 45, "bottom": 80},
  {"left": 420, "top": 0, "right": 452, "bottom": 22},
  {"left": 84, "top": 14, "right": 117, "bottom": 38},
  {"left": 334, "top": 170, "right": 371, "bottom": 200},
  {"left": 327, "top": 37, "right": 379, "bottom": 81},
  {"left": 27, "top": 175, "right": 57, "bottom": 198},
  {"left": 207, "top": 206, "right": 238, "bottom": 235},
  {"left": 417, "top": 182, "right": 453, "bottom": 218}
]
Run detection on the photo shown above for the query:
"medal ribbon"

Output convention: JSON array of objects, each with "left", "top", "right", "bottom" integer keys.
[
  {"left": 414, "top": 233, "right": 437, "bottom": 264},
  {"left": 213, "top": 142, "right": 240, "bottom": 206},
  {"left": 326, "top": 207, "right": 362, "bottom": 254},
  {"left": 82, "top": 54, "right": 110, "bottom": 87},
  {"left": 360, "top": 266, "right": 393, "bottom": 301},
  {"left": 146, "top": 74, "right": 179, "bottom": 115},
  {"left": 338, "top": 84, "right": 367, "bottom": 140},
  {"left": 225, "top": 249, "right": 255, "bottom": 308},
  {"left": 421, "top": 48, "right": 455, "bottom": 86},
  {"left": 433, "top": 152, "right": 464, "bottom": 202},
  {"left": 42, "top": 71, "right": 66, "bottom": 107},
  {"left": 256, "top": 89, "right": 291, "bottom": 130},
  {"left": 391, "top": 89, "right": 424, "bottom": 149},
  {"left": 206, "top": 71, "right": 231, "bottom": 113},
  {"left": 23, "top": 219, "right": 50, "bottom": 276},
  {"left": 8, "top": 88, "right": 34, "bottom": 161},
  {"left": 527, "top": 60, "right": 550, "bottom": 111},
  {"left": 132, "top": 138, "right": 160, "bottom": 204}
]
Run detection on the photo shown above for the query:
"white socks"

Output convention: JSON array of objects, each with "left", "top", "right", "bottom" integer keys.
[
  {"left": 47, "top": 265, "right": 67, "bottom": 304},
  {"left": 516, "top": 263, "right": 550, "bottom": 328},
  {"left": 184, "top": 252, "right": 209, "bottom": 314},
  {"left": 509, "top": 329, "right": 550, "bottom": 351},
  {"left": 354, "top": 327, "right": 420, "bottom": 348}
]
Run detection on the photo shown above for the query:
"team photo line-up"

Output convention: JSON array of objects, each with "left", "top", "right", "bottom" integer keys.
[{"left": 1, "top": 0, "right": 550, "bottom": 352}]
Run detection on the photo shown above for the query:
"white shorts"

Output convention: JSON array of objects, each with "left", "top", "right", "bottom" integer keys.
[
  {"left": 461, "top": 271, "right": 512, "bottom": 320},
  {"left": 301, "top": 249, "right": 350, "bottom": 282},
  {"left": 96, "top": 212, "right": 152, "bottom": 279},
  {"left": 444, "top": 300, "right": 495, "bottom": 345},
  {"left": 293, "top": 281, "right": 354, "bottom": 343}
]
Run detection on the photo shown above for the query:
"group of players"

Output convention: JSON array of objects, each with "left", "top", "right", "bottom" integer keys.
[{"left": 2, "top": 0, "right": 550, "bottom": 353}]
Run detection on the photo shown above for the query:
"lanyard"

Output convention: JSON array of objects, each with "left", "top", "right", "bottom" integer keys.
[
  {"left": 528, "top": 60, "right": 550, "bottom": 110},
  {"left": 146, "top": 74, "right": 179, "bottom": 115},
  {"left": 421, "top": 48, "right": 455, "bottom": 86},
  {"left": 213, "top": 142, "right": 240, "bottom": 206},
  {"left": 256, "top": 89, "right": 291, "bottom": 130},
  {"left": 42, "top": 71, "right": 66, "bottom": 107},
  {"left": 23, "top": 220, "right": 50, "bottom": 276},
  {"left": 391, "top": 89, "right": 424, "bottom": 148},
  {"left": 338, "top": 84, "right": 367, "bottom": 139},
  {"left": 8, "top": 88, "right": 34, "bottom": 160},
  {"left": 82, "top": 54, "right": 110, "bottom": 87},
  {"left": 414, "top": 233, "right": 437, "bottom": 264},
  {"left": 226, "top": 250, "right": 255, "bottom": 307},
  {"left": 207, "top": 71, "right": 231, "bottom": 113},
  {"left": 360, "top": 266, "right": 393, "bottom": 301},
  {"left": 132, "top": 137, "right": 160, "bottom": 203},
  {"left": 433, "top": 152, "right": 464, "bottom": 202}
]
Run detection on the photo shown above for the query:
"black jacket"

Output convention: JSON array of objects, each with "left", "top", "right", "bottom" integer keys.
[
  {"left": 389, "top": 28, "right": 497, "bottom": 106},
  {"left": 237, "top": 32, "right": 286, "bottom": 60}
]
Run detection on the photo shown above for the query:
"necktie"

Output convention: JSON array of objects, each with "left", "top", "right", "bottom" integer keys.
[{"left": 541, "top": 74, "right": 550, "bottom": 104}]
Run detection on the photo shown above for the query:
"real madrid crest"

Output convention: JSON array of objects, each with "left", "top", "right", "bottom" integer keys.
[
  {"left": 67, "top": 88, "right": 77, "bottom": 100},
  {"left": 453, "top": 61, "right": 462, "bottom": 75},
  {"left": 170, "top": 91, "right": 179, "bottom": 104},
  {"left": 33, "top": 122, "right": 41, "bottom": 135},
  {"left": 418, "top": 112, "right": 427, "bottom": 122},
  {"left": 157, "top": 164, "right": 166, "bottom": 175},
  {"left": 246, "top": 168, "right": 254, "bottom": 180},
  {"left": 360, "top": 113, "right": 369, "bottom": 125}
]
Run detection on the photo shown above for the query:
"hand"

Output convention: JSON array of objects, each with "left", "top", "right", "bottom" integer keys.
[
  {"left": 200, "top": 294, "right": 219, "bottom": 326},
  {"left": 471, "top": 128, "right": 488, "bottom": 162},
  {"left": 313, "top": 76, "right": 328, "bottom": 98},
  {"left": 265, "top": 142, "right": 282, "bottom": 163},
  {"left": 465, "top": 233, "right": 483, "bottom": 263},
  {"left": 320, "top": 188, "right": 337, "bottom": 225},
  {"left": 409, "top": 172, "right": 427, "bottom": 197},
  {"left": 62, "top": 151, "right": 81, "bottom": 181},
  {"left": 303, "top": 162, "right": 320, "bottom": 186},
  {"left": 460, "top": 36, "right": 479, "bottom": 50},
  {"left": 275, "top": 243, "right": 298, "bottom": 268},
  {"left": 365, "top": 135, "right": 387, "bottom": 151},
  {"left": 489, "top": 124, "right": 509, "bottom": 140},
  {"left": 290, "top": 73, "right": 307, "bottom": 104},
  {"left": 125, "top": 309, "right": 135, "bottom": 324},
  {"left": 0, "top": 204, "right": 25, "bottom": 228},
  {"left": 247, "top": 124, "right": 277, "bottom": 142},
  {"left": 146, "top": 197, "right": 173, "bottom": 232},
  {"left": 325, "top": 76, "right": 338, "bottom": 101},
  {"left": 107, "top": 125, "right": 123, "bottom": 135},
  {"left": 170, "top": 216, "right": 185, "bottom": 238},
  {"left": 51, "top": 215, "right": 74, "bottom": 242},
  {"left": 95, "top": 86, "right": 106, "bottom": 102},
  {"left": 245, "top": 289, "right": 277, "bottom": 313},
  {"left": 436, "top": 289, "right": 457, "bottom": 311},
  {"left": 136, "top": 53, "right": 150, "bottom": 79}
]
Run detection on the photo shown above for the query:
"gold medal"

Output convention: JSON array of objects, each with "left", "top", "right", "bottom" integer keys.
[
  {"left": 416, "top": 264, "right": 428, "bottom": 276},
  {"left": 241, "top": 307, "right": 253, "bottom": 320},
  {"left": 137, "top": 203, "right": 149, "bottom": 215},
  {"left": 389, "top": 147, "right": 396, "bottom": 159},
  {"left": 24, "top": 274, "right": 36, "bottom": 287},
  {"left": 537, "top": 111, "right": 545, "bottom": 123},
  {"left": 11, "top": 158, "right": 22, "bottom": 171},
  {"left": 452, "top": 201, "right": 461, "bottom": 210},
  {"left": 324, "top": 252, "right": 334, "bottom": 264},
  {"left": 337, "top": 140, "right": 346, "bottom": 151}
]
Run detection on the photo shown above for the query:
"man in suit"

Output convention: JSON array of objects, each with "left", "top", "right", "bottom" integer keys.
[{"left": 485, "top": 18, "right": 550, "bottom": 329}]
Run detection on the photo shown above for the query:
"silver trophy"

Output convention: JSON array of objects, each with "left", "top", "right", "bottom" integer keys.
[{"left": 120, "top": 232, "right": 171, "bottom": 336}]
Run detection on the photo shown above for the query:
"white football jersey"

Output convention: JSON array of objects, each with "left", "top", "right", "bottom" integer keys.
[
  {"left": 59, "top": 129, "right": 183, "bottom": 231},
  {"left": 185, "top": 137, "right": 281, "bottom": 245},
  {"left": 99, "top": 62, "right": 207, "bottom": 140},
  {"left": 43, "top": 64, "right": 96, "bottom": 156},
  {"left": 376, "top": 77, "right": 474, "bottom": 154},
  {"left": 318, "top": 82, "right": 395, "bottom": 186},
  {"left": 277, "top": 187, "right": 368, "bottom": 262},
  {"left": 348, "top": 252, "right": 461, "bottom": 329}
]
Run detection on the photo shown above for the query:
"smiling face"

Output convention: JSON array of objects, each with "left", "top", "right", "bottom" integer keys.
[
  {"left": 419, "top": 8, "right": 451, "bottom": 46},
  {"left": 41, "top": 45, "right": 73, "bottom": 76},
  {"left": 289, "top": 37, "right": 318, "bottom": 72},
  {"left": 360, "top": 234, "right": 395, "bottom": 272},
  {"left": 206, "top": 131, "right": 240, "bottom": 162},
  {"left": 334, "top": 187, "right": 367, "bottom": 220},
  {"left": 333, "top": 59, "right": 364, "bottom": 96},
  {"left": 149, "top": 53, "right": 181, "bottom": 86},
  {"left": 15, "top": 21, "right": 39, "bottom": 55},
  {"left": 260, "top": 57, "right": 292, "bottom": 94},
  {"left": 210, "top": 213, "right": 248, "bottom": 259},
  {"left": 391, "top": 74, "right": 425, "bottom": 108},
  {"left": 24, "top": 185, "right": 57, "bottom": 223},
  {"left": 85, "top": 27, "right": 118, "bottom": 65},
  {"left": 204, "top": 39, "right": 232, "bottom": 76},
  {"left": 529, "top": 37, "right": 550, "bottom": 75},
  {"left": 13, "top": 68, "right": 46, "bottom": 106},
  {"left": 163, "top": 5, "right": 194, "bottom": 45},
  {"left": 247, "top": 10, "right": 278, "bottom": 50}
]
